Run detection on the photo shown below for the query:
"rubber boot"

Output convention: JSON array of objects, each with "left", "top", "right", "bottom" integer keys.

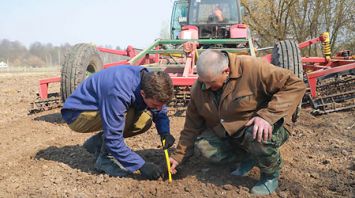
[
  {"left": 231, "top": 159, "right": 256, "bottom": 176},
  {"left": 94, "top": 142, "right": 129, "bottom": 177},
  {"left": 251, "top": 172, "right": 279, "bottom": 195}
]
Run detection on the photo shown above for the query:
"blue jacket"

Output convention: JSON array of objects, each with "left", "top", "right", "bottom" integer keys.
[{"left": 61, "top": 65, "right": 170, "bottom": 172}]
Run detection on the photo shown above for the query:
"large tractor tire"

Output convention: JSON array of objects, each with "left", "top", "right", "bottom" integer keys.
[
  {"left": 271, "top": 40, "right": 303, "bottom": 122},
  {"left": 61, "top": 43, "right": 103, "bottom": 102}
]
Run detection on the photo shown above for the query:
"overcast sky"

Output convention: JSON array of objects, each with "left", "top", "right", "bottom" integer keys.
[{"left": 0, "top": 0, "right": 175, "bottom": 49}]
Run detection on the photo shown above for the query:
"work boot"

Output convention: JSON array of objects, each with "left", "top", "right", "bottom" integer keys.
[
  {"left": 83, "top": 131, "right": 103, "bottom": 157},
  {"left": 231, "top": 159, "right": 256, "bottom": 176},
  {"left": 94, "top": 145, "right": 129, "bottom": 177},
  {"left": 251, "top": 173, "right": 279, "bottom": 195}
]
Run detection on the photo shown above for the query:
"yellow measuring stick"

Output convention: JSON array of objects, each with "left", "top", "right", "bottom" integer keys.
[{"left": 162, "top": 139, "right": 172, "bottom": 183}]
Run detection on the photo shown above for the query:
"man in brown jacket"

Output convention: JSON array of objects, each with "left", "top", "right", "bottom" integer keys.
[{"left": 169, "top": 49, "right": 306, "bottom": 195}]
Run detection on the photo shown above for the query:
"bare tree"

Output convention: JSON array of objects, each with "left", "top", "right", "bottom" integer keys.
[{"left": 241, "top": 0, "right": 354, "bottom": 56}]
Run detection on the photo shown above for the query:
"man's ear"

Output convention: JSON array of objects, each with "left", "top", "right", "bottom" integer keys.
[
  {"left": 140, "top": 90, "right": 145, "bottom": 98},
  {"left": 223, "top": 67, "right": 230, "bottom": 74}
]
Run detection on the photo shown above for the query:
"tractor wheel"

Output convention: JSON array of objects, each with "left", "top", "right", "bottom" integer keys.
[
  {"left": 271, "top": 40, "right": 303, "bottom": 122},
  {"left": 61, "top": 43, "right": 103, "bottom": 102}
]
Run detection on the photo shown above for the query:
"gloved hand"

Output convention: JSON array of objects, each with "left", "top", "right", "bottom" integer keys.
[
  {"left": 139, "top": 162, "right": 162, "bottom": 180},
  {"left": 161, "top": 134, "right": 175, "bottom": 149}
]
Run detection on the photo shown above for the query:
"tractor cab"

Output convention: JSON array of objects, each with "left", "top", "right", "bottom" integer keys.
[{"left": 171, "top": 0, "right": 244, "bottom": 39}]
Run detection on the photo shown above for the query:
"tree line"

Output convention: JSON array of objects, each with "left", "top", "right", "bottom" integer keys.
[
  {"left": 0, "top": 39, "right": 71, "bottom": 67},
  {"left": 0, "top": 39, "right": 123, "bottom": 67}
]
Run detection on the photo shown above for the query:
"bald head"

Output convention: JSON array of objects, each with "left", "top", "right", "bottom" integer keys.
[{"left": 196, "top": 49, "right": 229, "bottom": 79}]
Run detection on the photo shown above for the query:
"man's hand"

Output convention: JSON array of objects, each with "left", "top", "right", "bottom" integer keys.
[
  {"left": 169, "top": 157, "right": 179, "bottom": 174},
  {"left": 161, "top": 134, "right": 175, "bottom": 149},
  {"left": 245, "top": 116, "right": 272, "bottom": 142},
  {"left": 139, "top": 162, "right": 162, "bottom": 180}
]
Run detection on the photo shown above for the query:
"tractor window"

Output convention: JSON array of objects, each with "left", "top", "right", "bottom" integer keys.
[
  {"left": 170, "top": 1, "right": 188, "bottom": 39},
  {"left": 188, "top": 0, "right": 240, "bottom": 25}
]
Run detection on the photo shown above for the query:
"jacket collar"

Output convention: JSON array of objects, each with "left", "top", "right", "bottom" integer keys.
[
  {"left": 225, "top": 52, "right": 242, "bottom": 79},
  {"left": 218, "top": 52, "right": 242, "bottom": 106}
]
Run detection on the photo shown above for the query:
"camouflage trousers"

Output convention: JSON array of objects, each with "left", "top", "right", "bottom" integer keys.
[{"left": 195, "top": 120, "right": 289, "bottom": 176}]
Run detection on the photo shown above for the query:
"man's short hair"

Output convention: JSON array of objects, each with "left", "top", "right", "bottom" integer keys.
[
  {"left": 196, "top": 49, "right": 229, "bottom": 77},
  {"left": 141, "top": 71, "right": 174, "bottom": 103}
]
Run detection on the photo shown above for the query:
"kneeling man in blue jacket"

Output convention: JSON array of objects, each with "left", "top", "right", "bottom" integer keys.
[{"left": 61, "top": 65, "right": 175, "bottom": 180}]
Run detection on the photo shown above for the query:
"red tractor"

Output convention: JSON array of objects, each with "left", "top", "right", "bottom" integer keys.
[{"left": 30, "top": 0, "right": 355, "bottom": 116}]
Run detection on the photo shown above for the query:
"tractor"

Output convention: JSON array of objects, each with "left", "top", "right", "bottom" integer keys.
[{"left": 29, "top": 0, "right": 355, "bottom": 116}]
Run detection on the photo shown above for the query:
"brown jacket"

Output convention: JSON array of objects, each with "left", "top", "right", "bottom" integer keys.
[{"left": 172, "top": 54, "right": 307, "bottom": 163}]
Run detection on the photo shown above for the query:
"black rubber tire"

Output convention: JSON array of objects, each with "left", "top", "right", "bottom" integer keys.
[
  {"left": 61, "top": 43, "right": 103, "bottom": 102},
  {"left": 271, "top": 40, "right": 303, "bottom": 79},
  {"left": 271, "top": 40, "right": 303, "bottom": 122}
]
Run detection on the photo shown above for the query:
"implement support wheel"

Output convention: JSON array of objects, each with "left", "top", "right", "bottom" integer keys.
[{"left": 61, "top": 43, "right": 103, "bottom": 102}]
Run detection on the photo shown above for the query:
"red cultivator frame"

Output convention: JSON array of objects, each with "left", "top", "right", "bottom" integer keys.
[{"left": 298, "top": 33, "right": 355, "bottom": 114}]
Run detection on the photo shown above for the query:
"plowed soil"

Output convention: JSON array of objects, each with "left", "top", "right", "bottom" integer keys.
[{"left": 0, "top": 72, "right": 354, "bottom": 198}]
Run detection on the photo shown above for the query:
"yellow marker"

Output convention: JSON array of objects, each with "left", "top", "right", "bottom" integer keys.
[{"left": 162, "top": 139, "right": 172, "bottom": 183}]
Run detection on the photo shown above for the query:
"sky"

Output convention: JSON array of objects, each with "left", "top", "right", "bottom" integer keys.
[{"left": 0, "top": 0, "right": 175, "bottom": 49}]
